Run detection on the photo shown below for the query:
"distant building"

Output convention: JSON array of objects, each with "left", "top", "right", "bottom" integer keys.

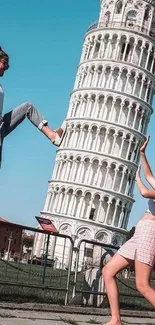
[
  {"left": 0, "top": 217, "right": 22, "bottom": 259},
  {"left": 22, "top": 231, "right": 34, "bottom": 261}
]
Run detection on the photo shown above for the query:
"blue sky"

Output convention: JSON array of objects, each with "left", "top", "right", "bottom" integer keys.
[{"left": 0, "top": 0, "right": 154, "bottom": 230}]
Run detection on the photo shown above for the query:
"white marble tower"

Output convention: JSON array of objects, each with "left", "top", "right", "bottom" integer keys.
[{"left": 34, "top": 0, "right": 155, "bottom": 261}]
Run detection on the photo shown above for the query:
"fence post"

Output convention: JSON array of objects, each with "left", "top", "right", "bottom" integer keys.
[
  {"left": 65, "top": 239, "right": 74, "bottom": 305},
  {"left": 42, "top": 233, "right": 50, "bottom": 285}
]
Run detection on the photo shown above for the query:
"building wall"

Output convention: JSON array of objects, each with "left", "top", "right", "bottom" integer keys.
[{"left": 0, "top": 223, "right": 22, "bottom": 258}]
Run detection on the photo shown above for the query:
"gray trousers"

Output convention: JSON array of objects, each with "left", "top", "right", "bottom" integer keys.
[{"left": 0, "top": 102, "right": 48, "bottom": 166}]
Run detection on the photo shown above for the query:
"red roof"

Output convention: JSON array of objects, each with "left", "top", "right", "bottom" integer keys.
[{"left": 0, "top": 217, "right": 11, "bottom": 223}]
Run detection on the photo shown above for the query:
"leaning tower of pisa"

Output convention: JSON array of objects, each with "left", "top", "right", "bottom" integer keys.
[{"left": 34, "top": 0, "right": 155, "bottom": 260}]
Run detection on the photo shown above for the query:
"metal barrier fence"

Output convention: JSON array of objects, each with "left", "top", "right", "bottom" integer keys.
[
  {"left": 1, "top": 220, "right": 155, "bottom": 310},
  {"left": 71, "top": 239, "right": 155, "bottom": 310},
  {"left": 0, "top": 220, "right": 74, "bottom": 305},
  {"left": 72, "top": 239, "right": 119, "bottom": 307}
]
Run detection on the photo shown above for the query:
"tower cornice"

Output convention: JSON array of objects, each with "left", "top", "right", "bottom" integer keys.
[
  {"left": 145, "top": 0, "right": 155, "bottom": 6},
  {"left": 100, "top": 0, "right": 155, "bottom": 7}
]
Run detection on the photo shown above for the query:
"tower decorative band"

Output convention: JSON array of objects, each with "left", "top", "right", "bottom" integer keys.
[{"left": 34, "top": 0, "right": 155, "bottom": 259}]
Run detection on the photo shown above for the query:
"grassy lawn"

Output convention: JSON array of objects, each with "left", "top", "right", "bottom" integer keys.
[
  {"left": 0, "top": 260, "right": 155, "bottom": 310},
  {"left": 0, "top": 259, "right": 69, "bottom": 287},
  {"left": 75, "top": 271, "right": 155, "bottom": 311},
  {"left": 0, "top": 259, "right": 74, "bottom": 304}
]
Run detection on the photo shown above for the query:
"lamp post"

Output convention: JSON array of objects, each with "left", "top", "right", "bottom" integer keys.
[{"left": 6, "top": 232, "right": 13, "bottom": 262}]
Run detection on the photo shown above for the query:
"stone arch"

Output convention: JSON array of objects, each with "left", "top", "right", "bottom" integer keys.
[
  {"left": 98, "top": 196, "right": 109, "bottom": 223},
  {"left": 95, "top": 231, "right": 110, "bottom": 243},
  {"left": 62, "top": 153, "right": 67, "bottom": 160},
  {"left": 102, "top": 95, "right": 112, "bottom": 120},
  {"left": 120, "top": 99, "right": 129, "bottom": 125},
  {"left": 115, "top": 0, "right": 123, "bottom": 14},
  {"left": 135, "top": 73, "right": 143, "bottom": 98},
  {"left": 107, "top": 198, "right": 116, "bottom": 225},
  {"left": 104, "top": 11, "right": 111, "bottom": 27},
  {"left": 99, "top": 161, "right": 108, "bottom": 188},
  {"left": 120, "top": 68, "right": 128, "bottom": 92},
  {"left": 104, "top": 33, "right": 110, "bottom": 39},
  {"left": 67, "top": 187, "right": 74, "bottom": 194},
  {"left": 97, "top": 34, "right": 102, "bottom": 40},
  {"left": 73, "top": 157, "right": 82, "bottom": 182},
  {"left": 89, "top": 193, "right": 101, "bottom": 221},
  {"left": 68, "top": 154, "right": 74, "bottom": 161},
  {"left": 126, "top": 10, "right": 137, "bottom": 26},
  {"left": 127, "top": 36, "right": 135, "bottom": 63},
  {"left": 143, "top": 6, "right": 151, "bottom": 23},
  {"left": 54, "top": 184, "right": 60, "bottom": 191},
  {"left": 114, "top": 201, "right": 123, "bottom": 227},
  {"left": 114, "top": 164, "right": 124, "bottom": 192},
  {"left": 76, "top": 227, "right": 92, "bottom": 240},
  {"left": 110, "top": 34, "right": 118, "bottom": 59},
  {"left": 106, "top": 163, "right": 116, "bottom": 190},
  {"left": 112, "top": 97, "right": 121, "bottom": 123},
  {"left": 96, "top": 94, "right": 105, "bottom": 119},
  {"left": 93, "top": 39, "right": 101, "bottom": 59},
  {"left": 111, "top": 68, "right": 119, "bottom": 90},
  {"left": 59, "top": 223, "right": 72, "bottom": 235},
  {"left": 98, "top": 126, "right": 107, "bottom": 152},
  {"left": 96, "top": 65, "right": 103, "bottom": 86},
  {"left": 113, "top": 131, "right": 123, "bottom": 156},
  {"left": 82, "top": 192, "right": 92, "bottom": 220},
  {"left": 57, "top": 187, "right": 66, "bottom": 214},
  {"left": 82, "top": 156, "right": 91, "bottom": 183},
  {"left": 128, "top": 69, "right": 136, "bottom": 94},
  {"left": 73, "top": 190, "right": 83, "bottom": 217},
  {"left": 128, "top": 101, "right": 137, "bottom": 127},
  {"left": 106, "top": 128, "right": 115, "bottom": 154},
  {"left": 119, "top": 35, "right": 127, "bottom": 60},
  {"left": 112, "top": 235, "right": 121, "bottom": 246},
  {"left": 89, "top": 125, "right": 98, "bottom": 151},
  {"left": 90, "top": 159, "right": 99, "bottom": 185}
]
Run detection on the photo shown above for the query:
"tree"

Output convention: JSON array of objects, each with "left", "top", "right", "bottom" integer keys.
[
  {"left": 126, "top": 226, "right": 135, "bottom": 241},
  {"left": 23, "top": 234, "right": 34, "bottom": 248}
]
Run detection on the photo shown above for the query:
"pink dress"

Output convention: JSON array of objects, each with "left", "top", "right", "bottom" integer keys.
[{"left": 117, "top": 199, "right": 155, "bottom": 267}]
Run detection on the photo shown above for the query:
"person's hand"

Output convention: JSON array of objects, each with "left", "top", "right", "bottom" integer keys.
[
  {"left": 140, "top": 135, "right": 150, "bottom": 154},
  {"left": 136, "top": 165, "right": 141, "bottom": 182}
]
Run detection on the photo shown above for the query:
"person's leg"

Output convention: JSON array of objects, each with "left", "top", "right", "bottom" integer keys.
[
  {"left": 3, "top": 102, "right": 66, "bottom": 145},
  {"left": 0, "top": 122, "right": 5, "bottom": 168},
  {"left": 135, "top": 260, "right": 155, "bottom": 306},
  {"left": 102, "top": 254, "right": 133, "bottom": 325}
]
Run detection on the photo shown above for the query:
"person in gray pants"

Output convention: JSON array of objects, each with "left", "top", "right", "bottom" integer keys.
[{"left": 0, "top": 46, "right": 66, "bottom": 167}]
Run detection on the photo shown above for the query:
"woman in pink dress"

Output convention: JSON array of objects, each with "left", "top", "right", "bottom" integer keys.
[{"left": 102, "top": 136, "right": 155, "bottom": 325}]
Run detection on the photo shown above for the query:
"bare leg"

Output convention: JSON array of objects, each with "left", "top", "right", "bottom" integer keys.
[
  {"left": 102, "top": 254, "right": 133, "bottom": 325},
  {"left": 135, "top": 260, "right": 155, "bottom": 306}
]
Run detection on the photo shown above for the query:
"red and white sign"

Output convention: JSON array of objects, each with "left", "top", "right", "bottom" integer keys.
[{"left": 36, "top": 217, "right": 58, "bottom": 233}]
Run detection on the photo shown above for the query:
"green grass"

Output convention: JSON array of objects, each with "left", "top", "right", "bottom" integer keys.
[
  {"left": 0, "top": 260, "right": 70, "bottom": 287},
  {"left": 75, "top": 271, "right": 155, "bottom": 311},
  {"left": 0, "top": 260, "right": 155, "bottom": 311},
  {"left": 0, "top": 259, "right": 75, "bottom": 304}
]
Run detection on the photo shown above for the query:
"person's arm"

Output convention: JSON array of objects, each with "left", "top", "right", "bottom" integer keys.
[
  {"left": 140, "top": 136, "right": 155, "bottom": 189},
  {"left": 136, "top": 168, "right": 155, "bottom": 199}
]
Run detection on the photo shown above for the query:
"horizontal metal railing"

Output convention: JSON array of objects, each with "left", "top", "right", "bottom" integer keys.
[
  {"left": 87, "top": 20, "right": 155, "bottom": 38},
  {"left": 0, "top": 219, "right": 155, "bottom": 310},
  {"left": 0, "top": 220, "right": 74, "bottom": 305}
]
